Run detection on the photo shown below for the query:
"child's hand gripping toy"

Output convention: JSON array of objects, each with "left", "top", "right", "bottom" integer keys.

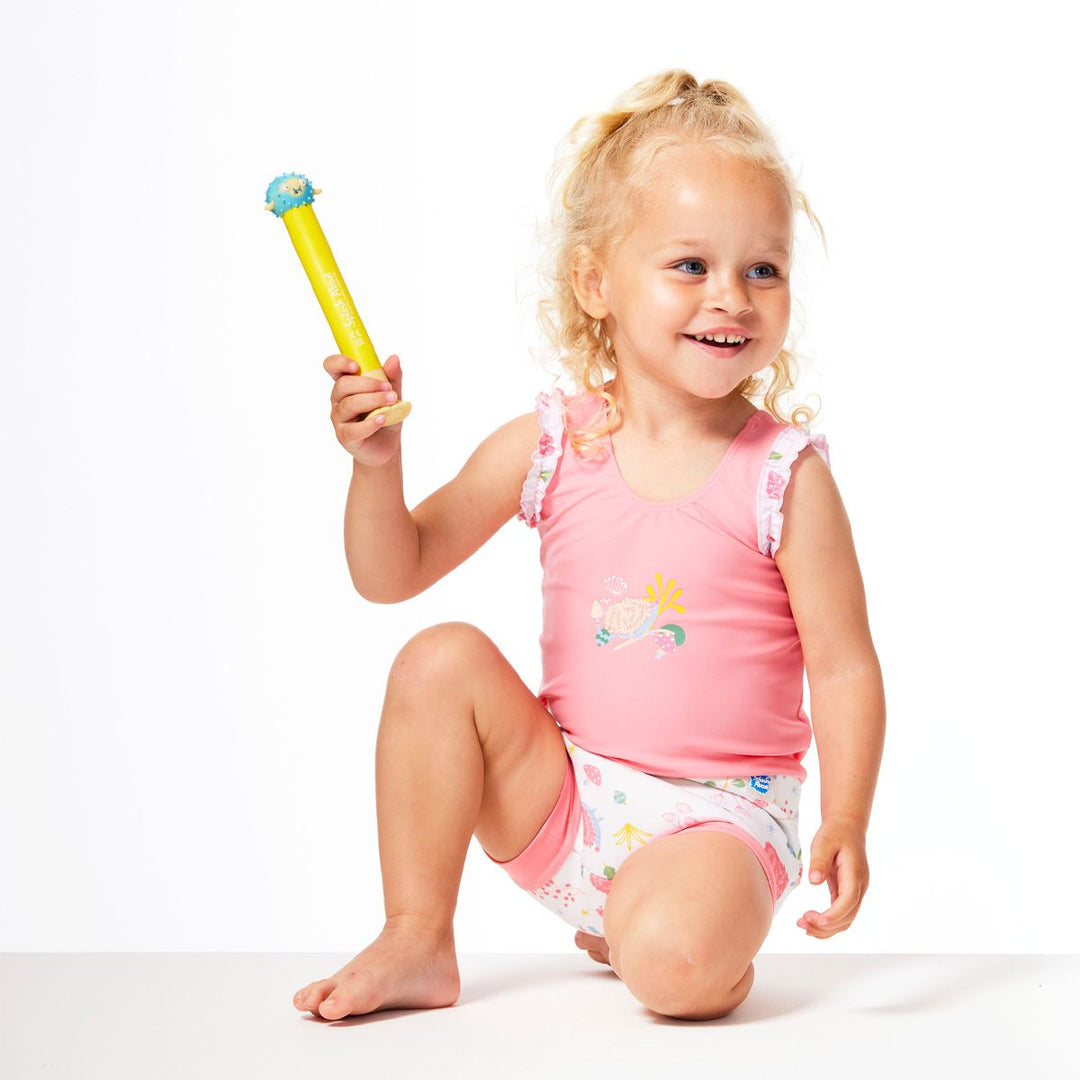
[{"left": 265, "top": 172, "right": 412, "bottom": 426}]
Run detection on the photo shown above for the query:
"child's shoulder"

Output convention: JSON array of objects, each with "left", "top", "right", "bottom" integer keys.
[
  {"left": 491, "top": 399, "right": 566, "bottom": 493},
  {"left": 491, "top": 408, "right": 547, "bottom": 467}
]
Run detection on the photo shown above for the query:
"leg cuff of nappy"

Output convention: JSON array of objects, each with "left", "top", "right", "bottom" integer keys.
[
  {"left": 483, "top": 750, "right": 581, "bottom": 892},
  {"left": 675, "top": 821, "right": 790, "bottom": 905}
]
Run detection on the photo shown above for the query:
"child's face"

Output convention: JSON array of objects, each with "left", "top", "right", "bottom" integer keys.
[{"left": 581, "top": 143, "right": 793, "bottom": 406}]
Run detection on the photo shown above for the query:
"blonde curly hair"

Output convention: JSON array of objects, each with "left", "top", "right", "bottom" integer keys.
[{"left": 530, "top": 69, "right": 827, "bottom": 460}]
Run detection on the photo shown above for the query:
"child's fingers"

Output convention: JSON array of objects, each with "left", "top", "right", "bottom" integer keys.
[
  {"left": 323, "top": 353, "right": 396, "bottom": 386},
  {"left": 324, "top": 354, "right": 363, "bottom": 378},
  {"left": 323, "top": 354, "right": 402, "bottom": 400},
  {"left": 333, "top": 385, "right": 400, "bottom": 423},
  {"left": 341, "top": 410, "right": 390, "bottom": 446},
  {"left": 380, "top": 354, "right": 403, "bottom": 394}
]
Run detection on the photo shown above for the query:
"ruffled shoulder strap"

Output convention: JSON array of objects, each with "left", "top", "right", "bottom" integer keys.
[
  {"left": 518, "top": 388, "right": 566, "bottom": 528},
  {"left": 756, "top": 426, "right": 831, "bottom": 558}
]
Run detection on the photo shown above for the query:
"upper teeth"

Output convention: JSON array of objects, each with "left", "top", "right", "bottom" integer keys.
[{"left": 694, "top": 333, "right": 746, "bottom": 344}]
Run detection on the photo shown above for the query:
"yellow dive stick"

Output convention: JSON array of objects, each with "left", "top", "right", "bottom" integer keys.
[{"left": 265, "top": 172, "right": 411, "bottom": 426}]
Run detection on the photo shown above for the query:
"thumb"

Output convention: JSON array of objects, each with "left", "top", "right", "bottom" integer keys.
[
  {"left": 807, "top": 836, "right": 836, "bottom": 886},
  {"left": 382, "top": 353, "right": 403, "bottom": 393}
]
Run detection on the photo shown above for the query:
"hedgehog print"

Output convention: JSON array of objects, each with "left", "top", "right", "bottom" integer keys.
[{"left": 590, "top": 572, "right": 687, "bottom": 658}]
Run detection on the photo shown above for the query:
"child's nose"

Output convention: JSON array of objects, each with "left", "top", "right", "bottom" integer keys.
[{"left": 705, "top": 276, "right": 751, "bottom": 313}]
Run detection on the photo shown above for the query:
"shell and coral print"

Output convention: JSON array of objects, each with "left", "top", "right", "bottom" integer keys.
[{"left": 591, "top": 573, "right": 687, "bottom": 659}]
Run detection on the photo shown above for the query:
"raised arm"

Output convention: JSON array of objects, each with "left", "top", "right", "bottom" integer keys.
[{"left": 348, "top": 410, "right": 540, "bottom": 603}]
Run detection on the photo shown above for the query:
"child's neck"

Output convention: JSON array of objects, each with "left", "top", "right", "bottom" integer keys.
[{"left": 606, "top": 379, "right": 757, "bottom": 445}]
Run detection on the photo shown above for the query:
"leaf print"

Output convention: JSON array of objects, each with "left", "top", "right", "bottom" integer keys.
[
  {"left": 612, "top": 821, "right": 654, "bottom": 852},
  {"left": 644, "top": 572, "right": 686, "bottom": 617}
]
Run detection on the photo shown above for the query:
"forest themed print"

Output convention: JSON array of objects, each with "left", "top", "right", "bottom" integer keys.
[
  {"left": 520, "top": 737, "right": 804, "bottom": 938},
  {"left": 591, "top": 573, "right": 687, "bottom": 659}
]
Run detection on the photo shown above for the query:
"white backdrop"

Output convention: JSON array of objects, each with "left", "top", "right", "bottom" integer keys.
[{"left": 2, "top": 0, "right": 1076, "bottom": 954}]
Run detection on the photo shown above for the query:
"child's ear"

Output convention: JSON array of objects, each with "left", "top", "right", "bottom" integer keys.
[{"left": 570, "top": 248, "right": 609, "bottom": 320}]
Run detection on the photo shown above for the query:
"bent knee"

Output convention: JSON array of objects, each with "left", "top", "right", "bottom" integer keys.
[
  {"left": 390, "top": 622, "right": 494, "bottom": 686},
  {"left": 614, "top": 923, "right": 754, "bottom": 1019},
  {"left": 623, "top": 946, "right": 754, "bottom": 1020}
]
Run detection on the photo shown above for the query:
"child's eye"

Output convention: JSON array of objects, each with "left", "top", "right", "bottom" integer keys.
[
  {"left": 674, "top": 259, "right": 707, "bottom": 275},
  {"left": 673, "top": 260, "right": 782, "bottom": 280}
]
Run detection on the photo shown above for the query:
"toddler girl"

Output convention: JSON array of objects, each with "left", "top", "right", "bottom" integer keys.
[{"left": 293, "top": 69, "right": 885, "bottom": 1023}]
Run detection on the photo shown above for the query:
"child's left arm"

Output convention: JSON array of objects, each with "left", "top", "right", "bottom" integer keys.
[{"left": 773, "top": 447, "right": 886, "bottom": 939}]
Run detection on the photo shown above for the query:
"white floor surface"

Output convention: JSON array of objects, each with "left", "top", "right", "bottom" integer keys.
[{"left": 0, "top": 953, "right": 1073, "bottom": 1078}]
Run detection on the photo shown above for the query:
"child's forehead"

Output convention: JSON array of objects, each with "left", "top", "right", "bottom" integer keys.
[{"left": 628, "top": 175, "right": 792, "bottom": 249}]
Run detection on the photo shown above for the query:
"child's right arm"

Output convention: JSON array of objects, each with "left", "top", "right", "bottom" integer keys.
[{"left": 327, "top": 353, "right": 540, "bottom": 604}]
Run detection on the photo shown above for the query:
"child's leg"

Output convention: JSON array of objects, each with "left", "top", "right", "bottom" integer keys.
[{"left": 293, "top": 622, "right": 569, "bottom": 1021}]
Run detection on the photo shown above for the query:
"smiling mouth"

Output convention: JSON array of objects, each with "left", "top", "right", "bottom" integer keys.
[{"left": 683, "top": 335, "right": 751, "bottom": 351}]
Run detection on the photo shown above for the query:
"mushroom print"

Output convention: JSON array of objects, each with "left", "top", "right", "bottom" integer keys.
[{"left": 590, "top": 573, "right": 688, "bottom": 659}]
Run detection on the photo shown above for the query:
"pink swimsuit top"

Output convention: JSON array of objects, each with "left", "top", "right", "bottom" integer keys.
[{"left": 517, "top": 388, "right": 831, "bottom": 783}]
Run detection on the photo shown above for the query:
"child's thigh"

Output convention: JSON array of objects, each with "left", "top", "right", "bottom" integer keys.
[
  {"left": 602, "top": 828, "right": 773, "bottom": 976},
  {"left": 414, "top": 623, "right": 569, "bottom": 865}
]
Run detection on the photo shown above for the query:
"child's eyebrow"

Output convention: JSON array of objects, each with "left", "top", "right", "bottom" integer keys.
[{"left": 657, "top": 239, "right": 791, "bottom": 257}]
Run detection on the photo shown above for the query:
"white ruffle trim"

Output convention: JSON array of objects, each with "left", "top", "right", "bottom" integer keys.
[
  {"left": 518, "top": 388, "right": 566, "bottom": 528},
  {"left": 757, "top": 427, "right": 831, "bottom": 558}
]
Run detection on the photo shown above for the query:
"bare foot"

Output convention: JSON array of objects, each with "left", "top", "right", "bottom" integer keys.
[
  {"left": 574, "top": 930, "right": 612, "bottom": 966},
  {"left": 293, "top": 926, "right": 461, "bottom": 1020}
]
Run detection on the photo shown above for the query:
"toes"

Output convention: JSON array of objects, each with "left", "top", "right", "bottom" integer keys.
[
  {"left": 573, "top": 931, "right": 611, "bottom": 966},
  {"left": 294, "top": 978, "right": 335, "bottom": 1014},
  {"left": 318, "top": 994, "right": 350, "bottom": 1020},
  {"left": 317, "top": 973, "right": 376, "bottom": 1020}
]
